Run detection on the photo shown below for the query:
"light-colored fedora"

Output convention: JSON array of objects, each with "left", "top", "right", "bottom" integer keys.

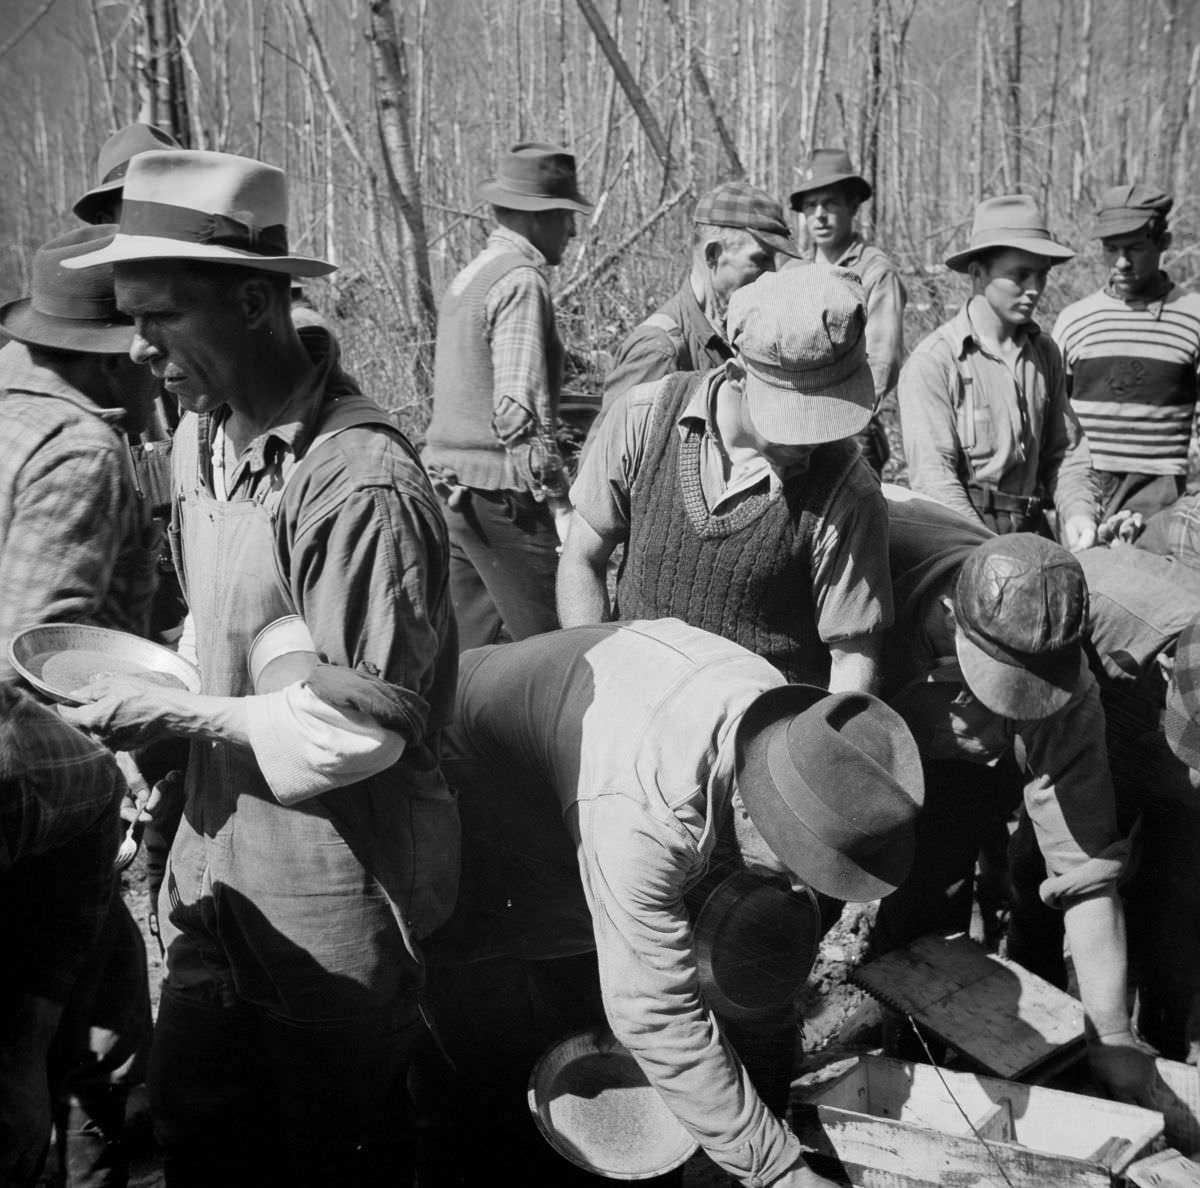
[
  {"left": 63, "top": 150, "right": 334, "bottom": 278},
  {"left": 945, "top": 194, "right": 1074, "bottom": 273},
  {"left": 72, "top": 123, "right": 181, "bottom": 224}
]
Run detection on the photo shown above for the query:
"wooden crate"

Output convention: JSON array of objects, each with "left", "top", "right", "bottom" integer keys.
[{"left": 792, "top": 1055, "right": 1163, "bottom": 1187}]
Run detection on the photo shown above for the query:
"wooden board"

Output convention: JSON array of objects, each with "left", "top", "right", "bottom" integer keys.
[
  {"left": 1155, "top": 1060, "right": 1200, "bottom": 1155},
  {"left": 792, "top": 1055, "right": 1164, "bottom": 1188},
  {"left": 850, "top": 932, "right": 1086, "bottom": 1080},
  {"left": 1127, "top": 1149, "right": 1200, "bottom": 1188}
]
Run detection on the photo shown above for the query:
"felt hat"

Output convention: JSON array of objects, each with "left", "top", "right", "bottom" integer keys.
[
  {"left": 953, "top": 534, "right": 1088, "bottom": 719},
  {"left": 72, "top": 123, "right": 181, "bottom": 224},
  {"left": 788, "top": 147, "right": 872, "bottom": 208},
  {"left": 0, "top": 225, "right": 134, "bottom": 354},
  {"left": 479, "top": 142, "right": 592, "bottom": 214},
  {"left": 945, "top": 194, "right": 1074, "bottom": 272},
  {"left": 725, "top": 266, "right": 875, "bottom": 445},
  {"left": 735, "top": 684, "right": 925, "bottom": 902},
  {"left": 694, "top": 181, "right": 799, "bottom": 258},
  {"left": 1165, "top": 617, "right": 1200, "bottom": 770},
  {"left": 1094, "top": 183, "right": 1174, "bottom": 239},
  {"left": 63, "top": 150, "right": 334, "bottom": 277}
]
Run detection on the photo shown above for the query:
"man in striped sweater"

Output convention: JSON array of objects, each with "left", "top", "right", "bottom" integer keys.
[{"left": 1053, "top": 184, "right": 1200, "bottom": 519}]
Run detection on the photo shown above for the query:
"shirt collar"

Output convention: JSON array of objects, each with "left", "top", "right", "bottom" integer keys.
[
  {"left": 807, "top": 232, "right": 865, "bottom": 268},
  {"left": 0, "top": 341, "right": 127, "bottom": 430},
  {"left": 488, "top": 225, "right": 548, "bottom": 268},
  {"left": 949, "top": 300, "right": 1040, "bottom": 359},
  {"left": 1102, "top": 272, "right": 1174, "bottom": 311}
]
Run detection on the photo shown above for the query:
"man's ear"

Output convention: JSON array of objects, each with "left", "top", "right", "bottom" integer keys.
[
  {"left": 238, "top": 276, "right": 275, "bottom": 328},
  {"left": 704, "top": 237, "right": 725, "bottom": 269},
  {"left": 1158, "top": 229, "right": 1173, "bottom": 254},
  {"left": 939, "top": 594, "right": 957, "bottom": 628}
]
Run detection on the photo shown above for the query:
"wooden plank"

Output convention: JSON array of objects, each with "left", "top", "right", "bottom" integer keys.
[
  {"left": 1156, "top": 1059, "right": 1200, "bottom": 1155},
  {"left": 851, "top": 932, "right": 1086, "bottom": 1080},
  {"left": 1127, "top": 1149, "right": 1200, "bottom": 1188}
]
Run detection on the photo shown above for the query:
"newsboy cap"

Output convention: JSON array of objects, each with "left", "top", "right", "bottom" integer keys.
[{"left": 1094, "top": 183, "right": 1174, "bottom": 239}]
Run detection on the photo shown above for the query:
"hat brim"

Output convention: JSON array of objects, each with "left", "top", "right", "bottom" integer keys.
[
  {"left": 0, "top": 298, "right": 134, "bottom": 355},
  {"left": 789, "top": 174, "right": 873, "bottom": 208},
  {"left": 60, "top": 233, "right": 336, "bottom": 278},
  {"left": 1094, "top": 212, "right": 1158, "bottom": 239},
  {"left": 72, "top": 179, "right": 124, "bottom": 224},
  {"left": 743, "top": 365, "right": 874, "bottom": 446},
  {"left": 945, "top": 238, "right": 1075, "bottom": 273},
  {"left": 751, "top": 228, "right": 801, "bottom": 259},
  {"left": 479, "top": 180, "right": 593, "bottom": 215},
  {"left": 735, "top": 686, "right": 917, "bottom": 902},
  {"left": 955, "top": 631, "right": 1081, "bottom": 720}
]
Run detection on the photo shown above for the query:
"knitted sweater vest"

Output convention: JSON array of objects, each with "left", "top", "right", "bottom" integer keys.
[
  {"left": 616, "top": 372, "right": 859, "bottom": 686},
  {"left": 423, "top": 251, "right": 562, "bottom": 491}
]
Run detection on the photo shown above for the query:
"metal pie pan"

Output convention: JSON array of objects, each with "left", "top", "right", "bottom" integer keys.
[
  {"left": 9, "top": 623, "right": 201, "bottom": 706},
  {"left": 527, "top": 1028, "right": 698, "bottom": 1180}
]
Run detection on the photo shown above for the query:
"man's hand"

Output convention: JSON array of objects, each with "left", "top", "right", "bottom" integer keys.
[
  {"left": 1087, "top": 1031, "right": 1157, "bottom": 1107},
  {"left": 1096, "top": 509, "right": 1145, "bottom": 546},
  {"left": 1063, "top": 513, "right": 1098, "bottom": 552},
  {"left": 61, "top": 674, "right": 188, "bottom": 751}
]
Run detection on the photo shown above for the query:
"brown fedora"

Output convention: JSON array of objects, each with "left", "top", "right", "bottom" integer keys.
[
  {"left": 789, "top": 147, "right": 872, "bottom": 208},
  {"left": 734, "top": 685, "right": 925, "bottom": 902},
  {"left": 72, "top": 123, "right": 181, "bottom": 224},
  {"left": 945, "top": 194, "right": 1074, "bottom": 272},
  {"left": 0, "top": 226, "right": 134, "bottom": 355},
  {"left": 479, "top": 142, "right": 593, "bottom": 214}
]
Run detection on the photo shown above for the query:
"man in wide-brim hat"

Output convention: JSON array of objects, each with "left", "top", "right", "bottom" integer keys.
[
  {"left": 898, "top": 193, "right": 1096, "bottom": 549},
  {"left": 789, "top": 147, "right": 907, "bottom": 475},
  {"left": 423, "top": 141, "right": 592, "bottom": 652},
  {"left": 416, "top": 617, "right": 923, "bottom": 1187},
  {"left": 62, "top": 148, "right": 460, "bottom": 1184}
]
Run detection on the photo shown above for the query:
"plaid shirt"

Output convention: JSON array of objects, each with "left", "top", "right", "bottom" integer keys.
[
  {"left": 0, "top": 682, "right": 122, "bottom": 1001},
  {"left": 0, "top": 342, "right": 158, "bottom": 678}
]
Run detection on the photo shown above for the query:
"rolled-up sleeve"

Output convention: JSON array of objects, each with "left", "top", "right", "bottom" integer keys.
[
  {"left": 863, "top": 266, "right": 906, "bottom": 403},
  {"left": 576, "top": 793, "right": 802, "bottom": 1186}
]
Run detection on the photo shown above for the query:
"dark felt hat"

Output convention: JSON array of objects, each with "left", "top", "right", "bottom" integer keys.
[
  {"left": 789, "top": 148, "right": 872, "bottom": 208},
  {"left": 479, "top": 142, "right": 592, "bottom": 214},
  {"left": 1094, "top": 183, "right": 1174, "bottom": 239},
  {"left": 734, "top": 685, "right": 925, "bottom": 902},
  {"left": 72, "top": 123, "right": 181, "bottom": 224},
  {"left": 0, "top": 226, "right": 134, "bottom": 354},
  {"left": 953, "top": 534, "right": 1088, "bottom": 719}
]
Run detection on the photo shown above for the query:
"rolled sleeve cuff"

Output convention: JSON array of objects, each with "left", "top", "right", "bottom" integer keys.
[
  {"left": 245, "top": 682, "right": 407, "bottom": 806},
  {"left": 1039, "top": 836, "right": 1131, "bottom": 908}
]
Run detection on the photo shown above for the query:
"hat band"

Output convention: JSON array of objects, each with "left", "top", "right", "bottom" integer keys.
[
  {"left": 969, "top": 224, "right": 1053, "bottom": 248},
  {"left": 492, "top": 175, "right": 578, "bottom": 199},
  {"left": 34, "top": 292, "right": 123, "bottom": 321},
  {"left": 101, "top": 159, "right": 132, "bottom": 186},
  {"left": 956, "top": 611, "right": 1078, "bottom": 682},
  {"left": 744, "top": 337, "right": 866, "bottom": 389},
  {"left": 120, "top": 199, "right": 289, "bottom": 257}
]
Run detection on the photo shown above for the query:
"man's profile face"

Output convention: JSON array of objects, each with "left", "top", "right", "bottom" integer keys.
[
  {"left": 1101, "top": 227, "right": 1165, "bottom": 300},
  {"left": 974, "top": 248, "right": 1052, "bottom": 328},
  {"left": 710, "top": 230, "right": 775, "bottom": 306},
  {"left": 528, "top": 208, "right": 577, "bottom": 266},
  {"left": 798, "top": 186, "right": 857, "bottom": 254},
  {"left": 116, "top": 262, "right": 248, "bottom": 415}
]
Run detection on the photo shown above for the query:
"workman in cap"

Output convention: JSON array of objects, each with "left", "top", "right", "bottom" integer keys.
[
  {"left": 602, "top": 180, "right": 800, "bottom": 407},
  {"left": 899, "top": 195, "right": 1096, "bottom": 547},
  {"left": 423, "top": 141, "right": 592, "bottom": 650},
  {"left": 560, "top": 266, "right": 892, "bottom": 694},
  {"left": 871, "top": 488, "right": 1157, "bottom": 1105},
  {"left": 417, "top": 617, "right": 924, "bottom": 1187},
  {"left": 789, "top": 147, "right": 906, "bottom": 474},
  {"left": 1054, "top": 183, "right": 1200, "bottom": 521}
]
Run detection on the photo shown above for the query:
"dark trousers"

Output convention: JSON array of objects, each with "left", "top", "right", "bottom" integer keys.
[
  {"left": 148, "top": 983, "right": 420, "bottom": 1188},
  {"left": 1096, "top": 470, "right": 1186, "bottom": 520},
  {"left": 441, "top": 488, "right": 560, "bottom": 651}
]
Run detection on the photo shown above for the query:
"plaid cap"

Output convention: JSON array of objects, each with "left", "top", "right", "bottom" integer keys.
[
  {"left": 725, "top": 266, "right": 873, "bottom": 445},
  {"left": 953, "top": 534, "right": 1088, "bottom": 719},
  {"left": 1095, "top": 183, "right": 1174, "bottom": 239},
  {"left": 694, "top": 181, "right": 798, "bottom": 258},
  {"left": 1166, "top": 618, "right": 1200, "bottom": 770}
]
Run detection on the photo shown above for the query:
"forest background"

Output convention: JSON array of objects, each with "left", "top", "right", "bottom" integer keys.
[{"left": 2, "top": 0, "right": 1198, "bottom": 446}]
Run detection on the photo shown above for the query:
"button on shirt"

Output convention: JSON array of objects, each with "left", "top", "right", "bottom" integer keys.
[{"left": 898, "top": 303, "right": 1094, "bottom": 527}]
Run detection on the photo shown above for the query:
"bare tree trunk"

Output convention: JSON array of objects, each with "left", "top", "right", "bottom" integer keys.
[
  {"left": 1004, "top": 0, "right": 1022, "bottom": 190},
  {"left": 804, "top": 0, "right": 832, "bottom": 155},
  {"left": 576, "top": 0, "right": 673, "bottom": 177},
  {"left": 1042, "top": 0, "right": 1067, "bottom": 215},
  {"left": 972, "top": 3, "right": 986, "bottom": 205},
  {"left": 1072, "top": 0, "right": 1095, "bottom": 202}
]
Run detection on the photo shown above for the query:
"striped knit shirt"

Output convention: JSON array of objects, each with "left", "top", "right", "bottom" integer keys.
[{"left": 1052, "top": 285, "right": 1200, "bottom": 476}]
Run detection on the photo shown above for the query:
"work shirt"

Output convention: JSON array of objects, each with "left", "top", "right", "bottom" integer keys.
[
  {"left": 602, "top": 278, "right": 732, "bottom": 408},
  {"left": 810, "top": 234, "right": 906, "bottom": 403},
  {"left": 883, "top": 486, "right": 1125, "bottom": 902},
  {"left": 445, "top": 619, "right": 803, "bottom": 1187},
  {"left": 573, "top": 369, "right": 893, "bottom": 644},
  {"left": 0, "top": 342, "right": 157, "bottom": 678},
  {"left": 898, "top": 302, "right": 1095, "bottom": 528}
]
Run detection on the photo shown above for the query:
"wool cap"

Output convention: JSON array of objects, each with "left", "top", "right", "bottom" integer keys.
[
  {"left": 0, "top": 226, "right": 134, "bottom": 354},
  {"left": 72, "top": 123, "right": 181, "bottom": 224},
  {"left": 1094, "top": 183, "right": 1174, "bottom": 239},
  {"left": 945, "top": 194, "right": 1074, "bottom": 272},
  {"left": 694, "top": 181, "right": 799, "bottom": 258},
  {"left": 479, "top": 142, "right": 592, "bottom": 214},
  {"left": 1165, "top": 617, "right": 1200, "bottom": 770},
  {"left": 725, "top": 266, "right": 874, "bottom": 444},
  {"left": 789, "top": 147, "right": 872, "bottom": 208},
  {"left": 953, "top": 534, "right": 1088, "bottom": 719},
  {"left": 734, "top": 684, "right": 925, "bottom": 902}
]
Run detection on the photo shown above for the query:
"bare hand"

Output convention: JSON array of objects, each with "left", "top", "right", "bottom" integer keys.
[
  {"left": 1096, "top": 509, "right": 1145, "bottom": 547},
  {"left": 1063, "top": 513, "right": 1098, "bottom": 553},
  {"left": 1088, "top": 1032, "right": 1157, "bottom": 1107},
  {"left": 60, "top": 674, "right": 186, "bottom": 751}
]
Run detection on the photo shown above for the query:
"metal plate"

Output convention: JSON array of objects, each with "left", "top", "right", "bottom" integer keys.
[
  {"left": 527, "top": 1028, "right": 698, "bottom": 1180},
  {"left": 9, "top": 623, "right": 201, "bottom": 705}
]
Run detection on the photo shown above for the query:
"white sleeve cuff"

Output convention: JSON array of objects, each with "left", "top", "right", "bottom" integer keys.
[{"left": 245, "top": 681, "right": 407, "bottom": 806}]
